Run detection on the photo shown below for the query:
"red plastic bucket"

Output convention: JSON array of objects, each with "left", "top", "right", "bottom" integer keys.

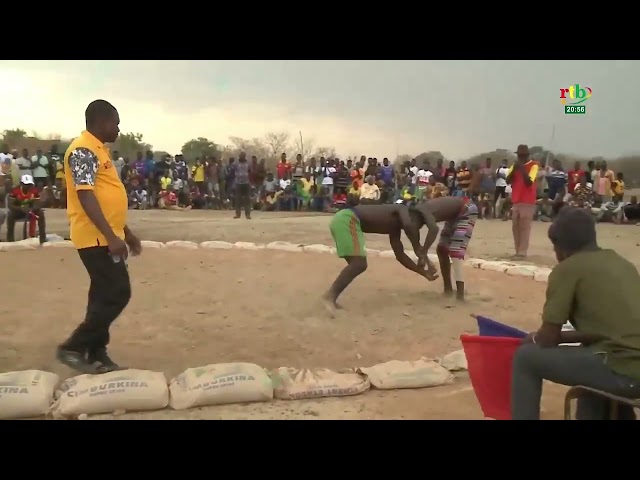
[{"left": 460, "top": 334, "right": 522, "bottom": 420}]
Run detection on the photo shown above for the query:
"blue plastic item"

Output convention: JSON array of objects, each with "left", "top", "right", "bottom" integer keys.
[{"left": 475, "top": 315, "right": 527, "bottom": 339}]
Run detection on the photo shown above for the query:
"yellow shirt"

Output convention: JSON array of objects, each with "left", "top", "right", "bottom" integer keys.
[
  {"left": 612, "top": 179, "right": 625, "bottom": 197},
  {"left": 192, "top": 165, "right": 205, "bottom": 182},
  {"left": 360, "top": 183, "right": 380, "bottom": 200},
  {"left": 56, "top": 160, "right": 65, "bottom": 179},
  {"left": 348, "top": 187, "right": 360, "bottom": 197},
  {"left": 160, "top": 176, "right": 173, "bottom": 191},
  {"left": 300, "top": 178, "right": 313, "bottom": 194},
  {"left": 65, "top": 130, "right": 128, "bottom": 249}
]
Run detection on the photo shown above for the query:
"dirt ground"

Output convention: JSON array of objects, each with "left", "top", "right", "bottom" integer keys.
[
  {"left": 42, "top": 208, "right": 640, "bottom": 267},
  {"left": 3, "top": 247, "right": 569, "bottom": 420},
  {"left": 5, "top": 209, "right": 638, "bottom": 419}
]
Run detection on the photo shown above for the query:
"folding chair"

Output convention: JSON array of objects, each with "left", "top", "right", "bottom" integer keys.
[{"left": 564, "top": 385, "right": 640, "bottom": 420}]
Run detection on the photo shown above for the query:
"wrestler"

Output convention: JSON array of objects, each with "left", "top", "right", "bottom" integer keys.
[
  {"left": 323, "top": 202, "right": 440, "bottom": 315},
  {"left": 414, "top": 196, "right": 478, "bottom": 301}
]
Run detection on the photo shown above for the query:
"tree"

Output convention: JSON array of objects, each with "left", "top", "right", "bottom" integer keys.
[
  {"left": 264, "top": 132, "right": 290, "bottom": 159},
  {"left": 311, "top": 146, "right": 337, "bottom": 159},
  {"left": 293, "top": 134, "right": 314, "bottom": 160},
  {"left": 394, "top": 154, "right": 413, "bottom": 166},
  {"left": 1, "top": 128, "right": 27, "bottom": 145},
  {"left": 112, "top": 132, "right": 152, "bottom": 160},
  {"left": 154, "top": 151, "right": 171, "bottom": 160},
  {"left": 415, "top": 151, "right": 445, "bottom": 165},
  {"left": 181, "top": 137, "right": 219, "bottom": 162}
]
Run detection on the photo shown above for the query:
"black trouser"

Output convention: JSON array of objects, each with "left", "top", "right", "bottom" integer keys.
[
  {"left": 235, "top": 183, "right": 251, "bottom": 217},
  {"left": 61, "top": 247, "right": 131, "bottom": 354},
  {"left": 6, "top": 209, "right": 46, "bottom": 243},
  {"left": 624, "top": 206, "right": 640, "bottom": 221}
]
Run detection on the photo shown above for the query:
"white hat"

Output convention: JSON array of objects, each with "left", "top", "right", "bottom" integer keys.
[{"left": 20, "top": 174, "right": 35, "bottom": 185}]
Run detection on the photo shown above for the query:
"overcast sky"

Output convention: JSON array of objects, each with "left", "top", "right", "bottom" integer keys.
[{"left": 0, "top": 60, "right": 637, "bottom": 159}]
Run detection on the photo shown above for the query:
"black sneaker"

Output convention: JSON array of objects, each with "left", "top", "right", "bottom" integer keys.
[
  {"left": 88, "top": 348, "right": 125, "bottom": 373},
  {"left": 56, "top": 347, "right": 100, "bottom": 374}
]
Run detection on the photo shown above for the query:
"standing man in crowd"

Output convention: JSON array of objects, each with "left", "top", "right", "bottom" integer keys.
[
  {"left": 507, "top": 145, "right": 538, "bottom": 258},
  {"left": 233, "top": 151, "right": 251, "bottom": 219},
  {"left": 57, "top": 99, "right": 142, "bottom": 374}
]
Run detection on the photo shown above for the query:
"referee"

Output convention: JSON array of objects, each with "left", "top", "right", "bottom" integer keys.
[{"left": 57, "top": 99, "right": 142, "bottom": 374}]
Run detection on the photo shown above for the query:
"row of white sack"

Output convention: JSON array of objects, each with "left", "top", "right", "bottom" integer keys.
[
  {"left": 0, "top": 238, "right": 552, "bottom": 281},
  {"left": 0, "top": 352, "right": 468, "bottom": 420}
]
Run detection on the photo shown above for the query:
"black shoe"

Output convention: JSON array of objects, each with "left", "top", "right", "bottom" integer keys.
[
  {"left": 56, "top": 347, "right": 100, "bottom": 374},
  {"left": 88, "top": 348, "right": 125, "bottom": 373}
]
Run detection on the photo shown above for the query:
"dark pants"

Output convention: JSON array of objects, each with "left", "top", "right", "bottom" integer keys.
[
  {"left": 235, "top": 183, "right": 251, "bottom": 217},
  {"left": 61, "top": 247, "right": 131, "bottom": 354},
  {"left": 512, "top": 343, "right": 640, "bottom": 420},
  {"left": 6, "top": 209, "right": 46, "bottom": 243},
  {"left": 624, "top": 205, "right": 640, "bottom": 221}
]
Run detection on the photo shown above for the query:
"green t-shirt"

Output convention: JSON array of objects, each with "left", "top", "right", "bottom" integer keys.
[{"left": 542, "top": 248, "right": 640, "bottom": 381}]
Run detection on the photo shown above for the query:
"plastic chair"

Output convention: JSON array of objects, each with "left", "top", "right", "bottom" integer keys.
[{"left": 461, "top": 334, "right": 522, "bottom": 420}]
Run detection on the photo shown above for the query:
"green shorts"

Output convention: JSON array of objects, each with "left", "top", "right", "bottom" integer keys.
[{"left": 329, "top": 208, "right": 366, "bottom": 258}]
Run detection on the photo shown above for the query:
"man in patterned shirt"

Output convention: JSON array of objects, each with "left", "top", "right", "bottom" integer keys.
[
  {"left": 57, "top": 99, "right": 142, "bottom": 374},
  {"left": 570, "top": 177, "right": 594, "bottom": 209}
]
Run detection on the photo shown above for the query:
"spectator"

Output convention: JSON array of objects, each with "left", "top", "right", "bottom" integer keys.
[
  {"left": 612, "top": 172, "right": 625, "bottom": 203},
  {"left": 276, "top": 153, "right": 291, "bottom": 180},
  {"left": 425, "top": 174, "right": 448, "bottom": 200},
  {"left": 192, "top": 158, "right": 206, "bottom": 195},
  {"left": 494, "top": 159, "right": 509, "bottom": 218},
  {"left": 624, "top": 196, "right": 640, "bottom": 222},
  {"left": 546, "top": 158, "right": 568, "bottom": 202},
  {"left": 359, "top": 175, "right": 380, "bottom": 204},
  {"left": 16, "top": 149, "right": 32, "bottom": 178},
  {"left": 233, "top": 152, "right": 251, "bottom": 219},
  {"left": 348, "top": 180, "right": 361, "bottom": 205},
  {"left": 507, "top": 144, "right": 538, "bottom": 258},
  {"left": 131, "top": 186, "right": 148, "bottom": 210},
  {"left": 31, "top": 148, "right": 49, "bottom": 190},
  {"left": 160, "top": 170, "right": 173, "bottom": 191},
  {"left": 5, "top": 174, "right": 47, "bottom": 243},
  {"left": 567, "top": 161, "right": 584, "bottom": 196},
  {"left": 455, "top": 161, "right": 472, "bottom": 197}
]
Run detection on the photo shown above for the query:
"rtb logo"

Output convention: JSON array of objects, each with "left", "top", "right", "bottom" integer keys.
[{"left": 559, "top": 84, "right": 593, "bottom": 105}]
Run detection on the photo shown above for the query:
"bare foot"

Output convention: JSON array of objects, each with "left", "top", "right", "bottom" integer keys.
[{"left": 321, "top": 294, "right": 337, "bottom": 317}]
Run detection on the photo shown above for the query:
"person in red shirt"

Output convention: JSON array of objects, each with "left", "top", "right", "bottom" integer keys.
[
  {"left": 6, "top": 174, "right": 47, "bottom": 243},
  {"left": 276, "top": 153, "right": 291, "bottom": 180},
  {"left": 506, "top": 145, "right": 538, "bottom": 258},
  {"left": 567, "top": 161, "right": 584, "bottom": 195}
]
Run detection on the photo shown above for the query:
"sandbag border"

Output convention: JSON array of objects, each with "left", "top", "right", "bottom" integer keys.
[{"left": 0, "top": 238, "right": 552, "bottom": 282}]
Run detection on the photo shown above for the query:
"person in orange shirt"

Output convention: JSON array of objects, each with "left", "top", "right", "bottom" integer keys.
[
  {"left": 350, "top": 160, "right": 365, "bottom": 188},
  {"left": 57, "top": 99, "right": 142, "bottom": 374}
]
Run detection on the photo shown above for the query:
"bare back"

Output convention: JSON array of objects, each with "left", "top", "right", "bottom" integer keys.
[
  {"left": 352, "top": 204, "right": 406, "bottom": 234},
  {"left": 413, "top": 196, "right": 466, "bottom": 223}
]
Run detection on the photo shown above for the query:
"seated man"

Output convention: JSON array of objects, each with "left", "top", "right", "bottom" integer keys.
[
  {"left": 511, "top": 207, "right": 640, "bottom": 420},
  {"left": 159, "top": 186, "right": 191, "bottom": 211},
  {"left": 359, "top": 175, "right": 380, "bottom": 205},
  {"left": 623, "top": 196, "right": 640, "bottom": 223},
  {"left": 278, "top": 186, "right": 295, "bottom": 211},
  {"left": 264, "top": 188, "right": 283, "bottom": 212},
  {"left": 6, "top": 174, "right": 47, "bottom": 243}
]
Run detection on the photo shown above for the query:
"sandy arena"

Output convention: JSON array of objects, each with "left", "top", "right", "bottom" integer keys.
[{"left": 2, "top": 210, "right": 639, "bottom": 419}]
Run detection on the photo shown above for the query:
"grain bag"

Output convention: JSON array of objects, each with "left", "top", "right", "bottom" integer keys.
[
  {"left": 169, "top": 363, "right": 273, "bottom": 410},
  {"left": 439, "top": 350, "right": 468, "bottom": 371},
  {"left": 51, "top": 369, "right": 168, "bottom": 417},
  {"left": 358, "top": 358, "right": 453, "bottom": 390},
  {"left": 270, "top": 367, "right": 370, "bottom": 400},
  {"left": 0, "top": 370, "right": 59, "bottom": 419}
]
